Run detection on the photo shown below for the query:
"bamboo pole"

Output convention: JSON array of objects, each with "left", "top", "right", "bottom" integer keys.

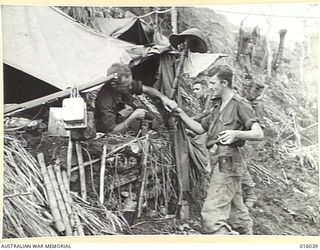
[
  {"left": 74, "top": 213, "right": 85, "bottom": 236},
  {"left": 169, "top": 40, "right": 189, "bottom": 100},
  {"left": 136, "top": 134, "right": 151, "bottom": 219},
  {"left": 54, "top": 163, "right": 76, "bottom": 233},
  {"left": 99, "top": 145, "right": 107, "bottom": 204},
  {"left": 161, "top": 164, "right": 168, "bottom": 214},
  {"left": 71, "top": 158, "right": 100, "bottom": 173},
  {"left": 67, "top": 135, "right": 73, "bottom": 180},
  {"left": 62, "top": 171, "right": 78, "bottom": 236},
  {"left": 75, "top": 142, "right": 87, "bottom": 200},
  {"left": 62, "top": 171, "right": 70, "bottom": 200},
  {"left": 106, "top": 136, "right": 146, "bottom": 158},
  {"left": 37, "top": 153, "right": 65, "bottom": 233},
  {"left": 47, "top": 165, "right": 73, "bottom": 236},
  {"left": 61, "top": 170, "right": 84, "bottom": 236}
]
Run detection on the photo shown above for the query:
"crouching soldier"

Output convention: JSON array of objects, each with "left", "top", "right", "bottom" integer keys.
[
  {"left": 95, "top": 62, "right": 177, "bottom": 134},
  {"left": 173, "top": 65, "right": 264, "bottom": 235}
]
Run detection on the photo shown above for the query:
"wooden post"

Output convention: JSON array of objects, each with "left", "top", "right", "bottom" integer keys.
[
  {"left": 67, "top": 135, "right": 73, "bottom": 181},
  {"left": 170, "top": 39, "right": 191, "bottom": 196},
  {"left": 170, "top": 40, "right": 189, "bottom": 100},
  {"left": 75, "top": 142, "right": 87, "bottom": 200},
  {"left": 135, "top": 134, "right": 150, "bottom": 219},
  {"left": 99, "top": 145, "right": 107, "bottom": 204}
]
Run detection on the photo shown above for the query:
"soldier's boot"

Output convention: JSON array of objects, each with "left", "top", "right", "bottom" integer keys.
[
  {"left": 238, "top": 227, "right": 253, "bottom": 235},
  {"left": 212, "top": 226, "right": 239, "bottom": 235}
]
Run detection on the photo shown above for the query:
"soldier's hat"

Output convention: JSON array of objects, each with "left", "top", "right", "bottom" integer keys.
[{"left": 169, "top": 28, "right": 208, "bottom": 53}]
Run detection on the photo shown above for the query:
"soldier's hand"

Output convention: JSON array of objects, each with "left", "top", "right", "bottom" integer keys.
[
  {"left": 218, "top": 130, "right": 239, "bottom": 145},
  {"left": 130, "top": 108, "right": 148, "bottom": 120},
  {"left": 161, "top": 96, "right": 178, "bottom": 112},
  {"left": 186, "top": 128, "right": 197, "bottom": 137},
  {"left": 171, "top": 107, "right": 183, "bottom": 116}
]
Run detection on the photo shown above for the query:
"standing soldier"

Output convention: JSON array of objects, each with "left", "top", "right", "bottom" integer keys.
[
  {"left": 241, "top": 73, "right": 266, "bottom": 129},
  {"left": 173, "top": 65, "right": 264, "bottom": 235},
  {"left": 192, "top": 79, "right": 210, "bottom": 111},
  {"left": 193, "top": 74, "right": 259, "bottom": 208}
]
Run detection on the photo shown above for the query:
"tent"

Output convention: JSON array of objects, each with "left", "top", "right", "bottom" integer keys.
[
  {"left": 2, "top": 6, "right": 136, "bottom": 103},
  {"left": 2, "top": 5, "right": 225, "bottom": 195},
  {"left": 90, "top": 17, "right": 151, "bottom": 45},
  {"left": 2, "top": 6, "right": 179, "bottom": 106},
  {"left": 2, "top": 5, "right": 223, "bottom": 105}
]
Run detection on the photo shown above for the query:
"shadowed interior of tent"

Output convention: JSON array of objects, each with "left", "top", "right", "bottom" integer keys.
[
  {"left": 4, "top": 64, "right": 60, "bottom": 104},
  {"left": 4, "top": 57, "right": 161, "bottom": 104},
  {"left": 131, "top": 55, "right": 160, "bottom": 86}
]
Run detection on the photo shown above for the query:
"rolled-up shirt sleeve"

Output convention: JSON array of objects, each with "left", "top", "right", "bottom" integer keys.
[{"left": 237, "top": 99, "right": 260, "bottom": 130}]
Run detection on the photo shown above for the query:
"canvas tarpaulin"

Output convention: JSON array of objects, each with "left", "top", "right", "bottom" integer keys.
[
  {"left": 157, "top": 53, "right": 191, "bottom": 192},
  {"left": 90, "top": 17, "right": 150, "bottom": 45},
  {"left": 2, "top": 6, "right": 136, "bottom": 91},
  {"left": 183, "top": 52, "right": 228, "bottom": 77}
]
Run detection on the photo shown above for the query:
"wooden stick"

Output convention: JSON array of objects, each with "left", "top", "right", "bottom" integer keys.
[
  {"left": 170, "top": 41, "right": 189, "bottom": 100},
  {"left": 54, "top": 163, "right": 76, "bottom": 233},
  {"left": 47, "top": 165, "right": 73, "bottom": 236},
  {"left": 4, "top": 206, "right": 27, "bottom": 237},
  {"left": 3, "top": 192, "right": 31, "bottom": 198},
  {"left": 74, "top": 213, "right": 85, "bottom": 236},
  {"left": 282, "top": 168, "right": 289, "bottom": 186},
  {"left": 161, "top": 164, "right": 168, "bottom": 213},
  {"left": 62, "top": 171, "right": 70, "bottom": 200},
  {"left": 136, "top": 134, "right": 151, "bottom": 219},
  {"left": 71, "top": 158, "right": 100, "bottom": 173},
  {"left": 62, "top": 170, "right": 79, "bottom": 236},
  {"left": 67, "top": 135, "right": 73, "bottom": 180},
  {"left": 75, "top": 142, "right": 87, "bottom": 200},
  {"left": 99, "top": 145, "right": 107, "bottom": 204},
  {"left": 37, "top": 153, "right": 66, "bottom": 233},
  {"left": 105, "top": 136, "right": 146, "bottom": 158}
]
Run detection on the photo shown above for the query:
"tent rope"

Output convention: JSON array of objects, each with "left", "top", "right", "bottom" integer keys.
[{"left": 138, "top": 8, "right": 173, "bottom": 19}]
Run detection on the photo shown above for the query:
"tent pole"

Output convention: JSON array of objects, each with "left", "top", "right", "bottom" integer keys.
[
  {"left": 4, "top": 74, "right": 117, "bottom": 115},
  {"left": 170, "top": 40, "right": 189, "bottom": 100},
  {"left": 170, "top": 39, "right": 191, "bottom": 207}
]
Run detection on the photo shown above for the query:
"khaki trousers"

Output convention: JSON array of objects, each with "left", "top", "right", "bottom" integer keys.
[{"left": 201, "top": 149, "right": 253, "bottom": 235}]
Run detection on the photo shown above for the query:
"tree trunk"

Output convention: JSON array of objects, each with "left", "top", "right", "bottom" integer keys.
[
  {"left": 273, "top": 29, "right": 287, "bottom": 70},
  {"left": 265, "top": 18, "right": 273, "bottom": 85},
  {"left": 171, "top": 7, "right": 178, "bottom": 34}
]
